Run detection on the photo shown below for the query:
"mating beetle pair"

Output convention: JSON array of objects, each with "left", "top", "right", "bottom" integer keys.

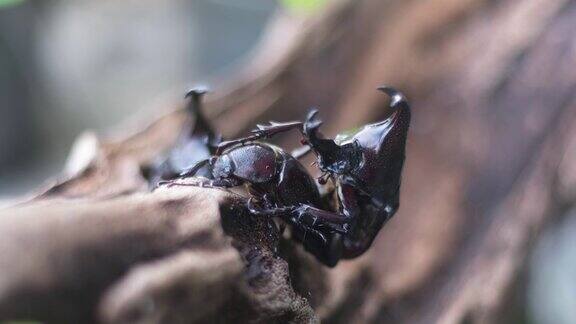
[{"left": 153, "top": 86, "right": 410, "bottom": 266}]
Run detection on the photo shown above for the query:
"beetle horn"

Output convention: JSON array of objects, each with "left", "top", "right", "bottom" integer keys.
[
  {"left": 375, "top": 86, "right": 411, "bottom": 146},
  {"left": 185, "top": 86, "right": 209, "bottom": 115},
  {"left": 184, "top": 86, "right": 221, "bottom": 150},
  {"left": 373, "top": 86, "right": 411, "bottom": 154},
  {"left": 368, "top": 86, "right": 410, "bottom": 212},
  {"left": 377, "top": 85, "right": 409, "bottom": 111}
]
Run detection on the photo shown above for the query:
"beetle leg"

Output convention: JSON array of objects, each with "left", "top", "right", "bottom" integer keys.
[
  {"left": 289, "top": 218, "right": 327, "bottom": 245},
  {"left": 299, "top": 223, "right": 327, "bottom": 245},
  {"left": 247, "top": 198, "right": 296, "bottom": 216},
  {"left": 179, "top": 158, "right": 213, "bottom": 178},
  {"left": 202, "top": 178, "right": 242, "bottom": 188},
  {"left": 247, "top": 201, "right": 332, "bottom": 246},
  {"left": 298, "top": 212, "right": 319, "bottom": 244},
  {"left": 159, "top": 177, "right": 241, "bottom": 189},
  {"left": 252, "top": 120, "right": 303, "bottom": 137},
  {"left": 291, "top": 205, "right": 350, "bottom": 234},
  {"left": 216, "top": 136, "right": 257, "bottom": 155},
  {"left": 248, "top": 201, "right": 350, "bottom": 234},
  {"left": 152, "top": 158, "right": 213, "bottom": 189},
  {"left": 216, "top": 121, "right": 302, "bottom": 154}
]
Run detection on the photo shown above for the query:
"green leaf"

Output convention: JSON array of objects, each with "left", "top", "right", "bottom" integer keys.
[
  {"left": 0, "top": 0, "right": 25, "bottom": 9},
  {"left": 281, "top": 0, "right": 328, "bottom": 13}
]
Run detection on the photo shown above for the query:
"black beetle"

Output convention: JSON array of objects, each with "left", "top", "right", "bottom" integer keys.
[
  {"left": 149, "top": 87, "right": 221, "bottom": 187},
  {"left": 243, "top": 86, "right": 411, "bottom": 265},
  {"left": 163, "top": 120, "right": 345, "bottom": 255},
  {"left": 161, "top": 86, "right": 410, "bottom": 267},
  {"left": 297, "top": 86, "right": 411, "bottom": 261}
]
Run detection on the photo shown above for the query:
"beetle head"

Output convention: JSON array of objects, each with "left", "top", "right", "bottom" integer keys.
[
  {"left": 303, "top": 110, "right": 362, "bottom": 175},
  {"left": 303, "top": 86, "right": 410, "bottom": 207}
]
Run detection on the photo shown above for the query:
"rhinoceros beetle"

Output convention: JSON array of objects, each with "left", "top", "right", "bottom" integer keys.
[
  {"left": 298, "top": 86, "right": 411, "bottom": 261},
  {"left": 148, "top": 87, "right": 221, "bottom": 187},
  {"left": 160, "top": 86, "right": 410, "bottom": 267}
]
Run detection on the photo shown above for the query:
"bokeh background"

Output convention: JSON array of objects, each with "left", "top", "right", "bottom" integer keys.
[{"left": 0, "top": 0, "right": 574, "bottom": 323}]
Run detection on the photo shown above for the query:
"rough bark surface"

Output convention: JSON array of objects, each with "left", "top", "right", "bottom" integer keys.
[{"left": 1, "top": 0, "right": 576, "bottom": 323}]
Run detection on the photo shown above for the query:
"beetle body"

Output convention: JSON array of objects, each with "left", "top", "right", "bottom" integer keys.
[
  {"left": 210, "top": 142, "right": 349, "bottom": 265},
  {"left": 168, "top": 124, "right": 341, "bottom": 264},
  {"left": 207, "top": 143, "right": 322, "bottom": 209},
  {"left": 301, "top": 86, "right": 411, "bottom": 259},
  {"left": 162, "top": 86, "right": 410, "bottom": 267}
]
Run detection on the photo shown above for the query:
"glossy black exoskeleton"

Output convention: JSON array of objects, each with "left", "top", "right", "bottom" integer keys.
[
  {"left": 149, "top": 88, "right": 220, "bottom": 187},
  {"left": 298, "top": 86, "right": 411, "bottom": 262},
  {"left": 163, "top": 121, "right": 346, "bottom": 257},
  {"left": 241, "top": 86, "right": 410, "bottom": 265},
  {"left": 161, "top": 86, "right": 410, "bottom": 267}
]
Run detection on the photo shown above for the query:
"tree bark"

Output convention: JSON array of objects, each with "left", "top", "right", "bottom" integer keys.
[{"left": 1, "top": 0, "right": 576, "bottom": 323}]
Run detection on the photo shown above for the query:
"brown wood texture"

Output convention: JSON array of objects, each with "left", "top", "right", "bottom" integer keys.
[{"left": 1, "top": 0, "right": 576, "bottom": 323}]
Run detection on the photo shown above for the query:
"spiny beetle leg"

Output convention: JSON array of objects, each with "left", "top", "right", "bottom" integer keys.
[
  {"left": 178, "top": 158, "right": 212, "bottom": 178},
  {"left": 247, "top": 201, "right": 350, "bottom": 235},
  {"left": 216, "top": 121, "right": 303, "bottom": 155},
  {"left": 251, "top": 121, "right": 303, "bottom": 138},
  {"left": 246, "top": 198, "right": 296, "bottom": 216},
  {"left": 158, "top": 177, "right": 240, "bottom": 189},
  {"left": 292, "top": 205, "right": 350, "bottom": 234}
]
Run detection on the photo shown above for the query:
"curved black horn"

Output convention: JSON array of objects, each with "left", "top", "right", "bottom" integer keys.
[
  {"left": 185, "top": 86, "right": 209, "bottom": 114},
  {"left": 377, "top": 85, "right": 409, "bottom": 111}
]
